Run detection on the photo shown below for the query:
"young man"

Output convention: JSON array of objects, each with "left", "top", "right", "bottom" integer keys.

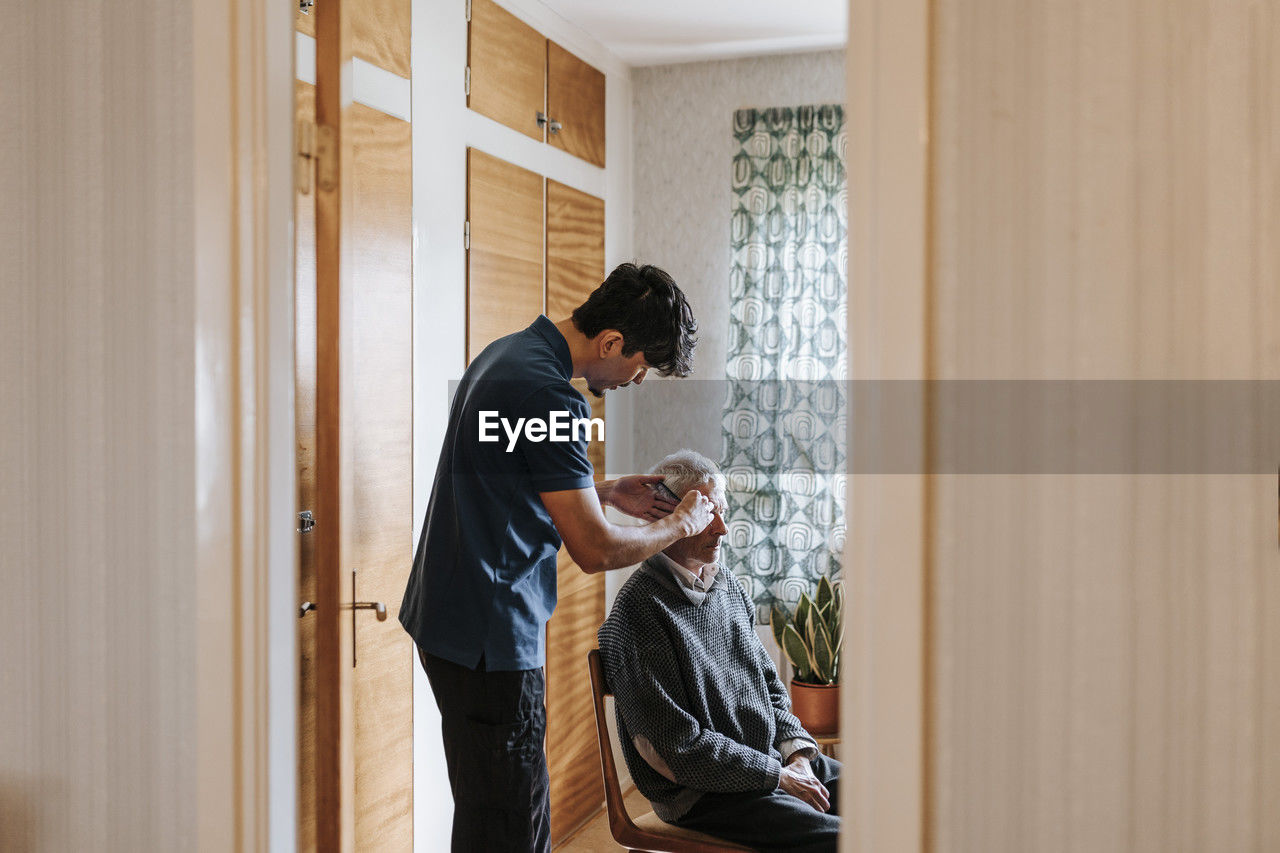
[
  {"left": 598, "top": 450, "right": 842, "bottom": 853},
  {"left": 399, "top": 264, "right": 714, "bottom": 852}
]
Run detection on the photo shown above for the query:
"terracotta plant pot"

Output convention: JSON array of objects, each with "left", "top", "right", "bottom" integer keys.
[{"left": 789, "top": 679, "right": 840, "bottom": 737}]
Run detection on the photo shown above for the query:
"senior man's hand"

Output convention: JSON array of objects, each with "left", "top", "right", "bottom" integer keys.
[
  {"left": 599, "top": 475, "right": 680, "bottom": 521},
  {"left": 779, "top": 756, "right": 830, "bottom": 812}
]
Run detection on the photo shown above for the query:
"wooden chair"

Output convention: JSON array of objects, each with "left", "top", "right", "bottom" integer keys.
[{"left": 587, "top": 649, "right": 755, "bottom": 853}]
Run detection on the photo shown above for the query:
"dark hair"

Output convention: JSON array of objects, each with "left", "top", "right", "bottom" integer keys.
[{"left": 571, "top": 263, "right": 698, "bottom": 377}]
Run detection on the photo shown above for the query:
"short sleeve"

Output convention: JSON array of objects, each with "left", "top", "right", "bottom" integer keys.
[{"left": 517, "top": 383, "right": 596, "bottom": 493}]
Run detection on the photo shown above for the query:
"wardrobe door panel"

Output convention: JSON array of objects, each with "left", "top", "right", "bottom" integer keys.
[
  {"left": 547, "top": 41, "right": 606, "bottom": 168},
  {"left": 466, "top": 148, "right": 545, "bottom": 363},
  {"left": 468, "top": 0, "right": 546, "bottom": 142}
]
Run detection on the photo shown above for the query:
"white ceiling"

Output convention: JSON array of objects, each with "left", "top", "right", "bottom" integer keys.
[{"left": 535, "top": 0, "right": 848, "bottom": 67}]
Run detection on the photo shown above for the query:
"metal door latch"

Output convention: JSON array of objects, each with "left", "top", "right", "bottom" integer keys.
[
  {"left": 538, "top": 112, "right": 563, "bottom": 134},
  {"left": 298, "top": 510, "right": 316, "bottom": 534},
  {"left": 345, "top": 569, "right": 387, "bottom": 667}
]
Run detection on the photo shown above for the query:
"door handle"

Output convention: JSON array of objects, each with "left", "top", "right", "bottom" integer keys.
[
  {"left": 345, "top": 569, "right": 387, "bottom": 667},
  {"left": 343, "top": 600, "right": 387, "bottom": 621}
]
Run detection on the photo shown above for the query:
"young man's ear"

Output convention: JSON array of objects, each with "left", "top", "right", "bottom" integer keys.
[{"left": 596, "top": 330, "right": 624, "bottom": 358}]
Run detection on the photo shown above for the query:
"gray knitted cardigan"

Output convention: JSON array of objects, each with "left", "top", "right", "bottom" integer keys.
[{"left": 597, "top": 557, "right": 812, "bottom": 821}]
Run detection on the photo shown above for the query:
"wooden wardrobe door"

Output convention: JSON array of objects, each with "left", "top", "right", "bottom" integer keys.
[
  {"left": 546, "top": 42, "right": 606, "bottom": 168},
  {"left": 297, "top": 1, "right": 413, "bottom": 845},
  {"left": 544, "top": 180, "right": 606, "bottom": 844},
  {"left": 466, "top": 148, "right": 545, "bottom": 363},
  {"left": 467, "top": 0, "right": 546, "bottom": 142},
  {"left": 295, "top": 0, "right": 411, "bottom": 78},
  {"left": 347, "top": 100, "right": 414, "bottom": 852}
]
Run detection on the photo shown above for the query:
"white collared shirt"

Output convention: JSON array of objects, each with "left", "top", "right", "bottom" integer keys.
[{"left": 653, "top": 550, "right": 719, "bottom": 604}]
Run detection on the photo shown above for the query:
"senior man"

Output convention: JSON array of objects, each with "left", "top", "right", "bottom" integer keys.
[{"left": 597, "top": 450, "right": 841, "bottom": 852}]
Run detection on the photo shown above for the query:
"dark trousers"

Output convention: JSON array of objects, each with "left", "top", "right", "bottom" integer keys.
[
  {"left": 418, "top": 648, "right": 551, "bottom": 853},
  {"left": 671, "top": 753, "right": 843, "bottom": 853}
]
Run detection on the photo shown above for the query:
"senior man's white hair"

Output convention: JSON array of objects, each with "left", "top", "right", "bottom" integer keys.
[{"left": 647, "top": 449, "right": 726, "bottom": 498}]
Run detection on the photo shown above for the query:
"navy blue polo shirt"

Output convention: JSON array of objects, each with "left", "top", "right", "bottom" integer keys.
[{"left": 399, "top": 316, "right": 596, "bottom": 671}]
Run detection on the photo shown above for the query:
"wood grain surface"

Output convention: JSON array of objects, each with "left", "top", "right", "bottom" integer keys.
[
  {"left": 296, "top": 82, "right": 414, "bottom": 852},
  {"left": 468, "top": 0, "right": 545, "bottom": 142},
  {"left": 547, "top": 584, "right": 607, "bottom": 844},
  {"left": 294, "top": 80, "right": 320, "bottom": 853},
  {"left": 312, "top": 0, "right": 354, "bottom": 839},
  {"left": 546, "top": 180, "right": 605, "bottom": 319},
  {"left": 347, "top": 100, "right": 414, "bottom": 853},
  {"left": 545, "top": 179, "right": 607, "bottom": 846},
  {"left": 547, "top": 41, "right": 606, "bottom": 168},
  {"left": 466, "top": 148, "right": 545, "bottom": 363},
  {"left": 296, "top": 0, "right": 410, "bottom": 79}
]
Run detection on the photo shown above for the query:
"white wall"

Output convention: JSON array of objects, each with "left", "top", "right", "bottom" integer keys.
[
  {"left": 624, "top": 51, "right": 846, "bottom": 478},
  {"left": 410, "top": 0, "right": 633, "bottom": 846},
  {"left": 610, "top": 49, "right": 847, "bottom": 654}
]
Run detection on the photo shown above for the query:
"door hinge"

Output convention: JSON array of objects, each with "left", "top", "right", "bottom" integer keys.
[
  {"left": 464, "top": 65, "right": 471, "bottom": 97},
  {"left": 296, "top": 120, "right": 315, "bottom": 195},
  {"left": 297, "top": 510, "right": 316, "bottom": 534},
  {"left": 299, "top": 0, "right": 314, "bottom": 14},
  {"left": 465, "top": 0, "right": 472, "bottom": 22},
  {"left": 464, "top": 220, "right": 471, "bottom": 251},
  {"left": 315, "top": 123, "right": 337, "bottom": 192}
]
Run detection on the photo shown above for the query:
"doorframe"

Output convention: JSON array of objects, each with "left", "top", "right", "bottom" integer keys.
[
  {"left": 844, "top": 0, "right": 932, "bottom": 851},
  {"left": 192, "top": 0, "right": 298, "bottom": 849}
]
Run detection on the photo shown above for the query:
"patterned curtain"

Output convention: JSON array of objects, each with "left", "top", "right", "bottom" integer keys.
[{"left": 721, "top": 104, "right": 848, "bottom": 619}]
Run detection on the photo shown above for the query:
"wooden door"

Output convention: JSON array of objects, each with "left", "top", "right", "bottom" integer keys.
[
  {"left": 467, "top": 0, "right": 546, "bottom": 141},
  {"left": 466, "top": 148, "right": 545, "bottom": 362},
  {"left": 544, "top": 180, "right": 607, "bottom": 844},
  {"left": 546, "top": 43, "right": 606, "bottom": 168},
  {"left": 297, "top": 0, "right": 414, "bottom": 849}
]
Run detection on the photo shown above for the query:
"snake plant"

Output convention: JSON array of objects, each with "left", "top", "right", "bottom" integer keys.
[{"left": 770, "top": 575, "right": 843, "bottom": 686}]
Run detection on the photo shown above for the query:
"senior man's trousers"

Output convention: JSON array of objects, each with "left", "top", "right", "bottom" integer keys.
[
  {"left": 419, "top": 648, "right": 551, "bottom": 853},
  {"left": 671, "top": 752, "right": 843, "bottom": 852}
]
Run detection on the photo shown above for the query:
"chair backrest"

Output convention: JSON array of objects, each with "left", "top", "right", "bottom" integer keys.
[{"left": 588, "top": 648, "right": 642, "bottom": 841}]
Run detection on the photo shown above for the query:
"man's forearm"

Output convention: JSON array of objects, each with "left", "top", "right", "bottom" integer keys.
[{"left": 583, "top": 514, "right": 686, "bottom": 573}]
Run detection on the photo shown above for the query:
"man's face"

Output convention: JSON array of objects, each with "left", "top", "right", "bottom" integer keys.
[
  {"left": 663, "top": 482, "right": 728, "bottom": 570},
  {"left": 584, "top": 349, "right": 649, "bottom": 398}
]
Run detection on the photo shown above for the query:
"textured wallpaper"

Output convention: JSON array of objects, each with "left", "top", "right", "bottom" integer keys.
[{"left": 627, "top": 50, "right": 846, "bottom": 471}]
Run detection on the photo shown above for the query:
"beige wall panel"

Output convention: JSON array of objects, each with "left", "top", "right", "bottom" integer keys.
[
  {"left": 927, "top": 2, "right": 1280, "bottom": 852},
  {"left": 468, "top": 0, "right": 545, "bottom": 142},
  {"left": 547, "top": 42, "right": 606, "bottom": 168},
  {"left": 3, "top": 0, "right": 194, "bottom": 846},
  {"left": 466, "top": 148, "right": 545, "bottom": 363}
]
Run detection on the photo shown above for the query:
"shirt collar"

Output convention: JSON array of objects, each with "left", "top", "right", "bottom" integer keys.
[
  {"left": 530, "top": 315, "right": 573, "bottom": 381},
  {"left": 653, "top": 551, "right": 720, "bottom": 603}
]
